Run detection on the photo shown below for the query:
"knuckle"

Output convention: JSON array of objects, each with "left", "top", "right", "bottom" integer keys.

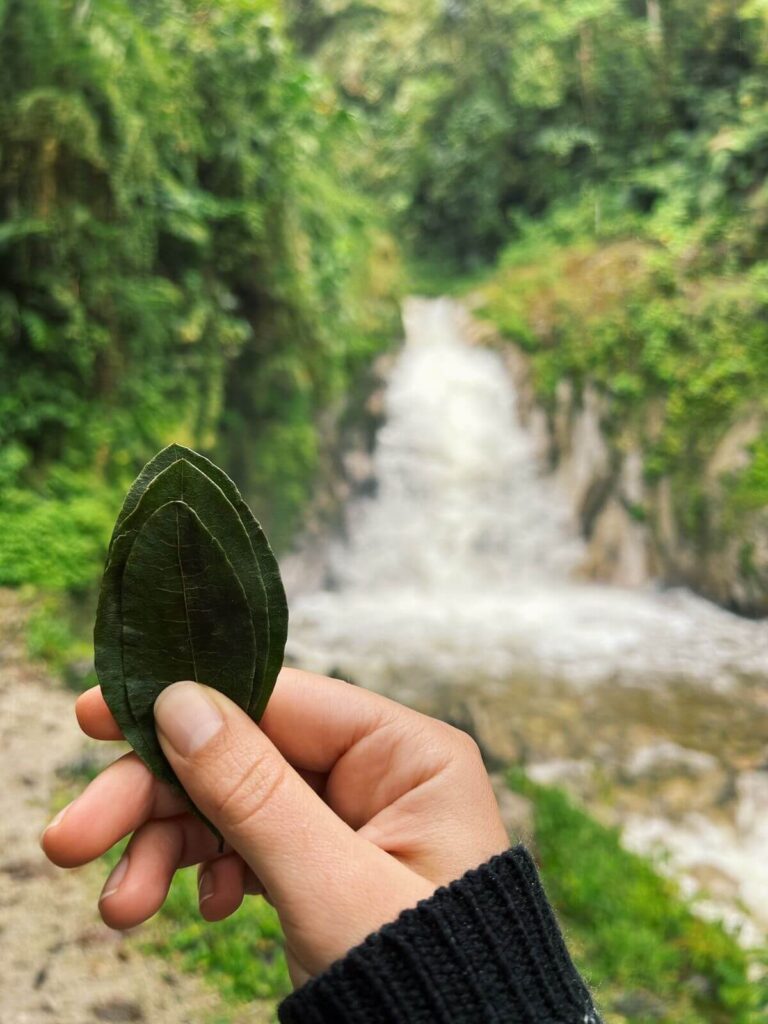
[
  {"left": 213, "top": 746, "right": 288, "bottom": 832},
  {"left": 420, "top": 717, "right": 483, "bottom": 765},
  {"left": 448, "top": 725, "right": 483, "bottom": 761}
]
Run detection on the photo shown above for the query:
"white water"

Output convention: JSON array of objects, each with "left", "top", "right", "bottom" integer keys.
[
  {"left": 286, "top": 296, "right": 768, "bottom": 945},
  {"left": 288, "top": 297, "right": 768, "bottom": 690}
]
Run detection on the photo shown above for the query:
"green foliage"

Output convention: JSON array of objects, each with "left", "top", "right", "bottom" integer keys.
[
  {"left": 300, "top": 0, "right": 768, "bottom": 266},
  {"left": 0, "top": 0, "right": 397, "bottom": 576},
  {"left": 477, "top": 228, "right": 768, "bottom": 606},
  {"left": 0, "top": 446, "right": 118, "bottom": 590},
  {"left": 508, "top": 769, "right": 768, "bottom": 1024}
]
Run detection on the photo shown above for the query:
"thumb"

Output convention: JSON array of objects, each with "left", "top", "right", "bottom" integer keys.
[{"left": 153, "top": 682, "right": 429, "bottom": 969}]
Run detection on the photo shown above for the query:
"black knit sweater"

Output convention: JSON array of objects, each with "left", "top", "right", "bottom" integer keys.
[{"left": 278, "top": 846, "right": 601, "bottom": 1023}]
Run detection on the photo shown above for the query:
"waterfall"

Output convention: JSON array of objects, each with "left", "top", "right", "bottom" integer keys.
[
  {"left": 287, "top": 298, "right": 768, "bottom": 690},
  {"left": 328, "top": 297, "right": 583, "bottom": 591}
]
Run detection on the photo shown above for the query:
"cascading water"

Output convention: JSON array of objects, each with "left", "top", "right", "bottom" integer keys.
[
  {"left": 287, "top": 297, "right": 768, "bottom": 944},
  {"left": 287, "top": 297, "right": 768, "bottom": 691}
]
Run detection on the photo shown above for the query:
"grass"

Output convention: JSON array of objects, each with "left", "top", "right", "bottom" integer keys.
[
  {"left": 509, "top": 768, "right": 768, "bottom": 1024},
  {"left": 145, "top": 869, "right": 290, "bottom": 1008}
]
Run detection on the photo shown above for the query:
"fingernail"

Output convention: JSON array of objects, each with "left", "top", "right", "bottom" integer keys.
[
  {"left": 39, "top": 802, "right": 72, "bottom": 848},
  {"left": 154, "top": 682, "right": 224, "bottom": 757},
  {"left": 198, "top": 869, "right": 214, "bottom": 907},
  {"left": 100, "top": 855, "right": 129, "bottom": 902}
]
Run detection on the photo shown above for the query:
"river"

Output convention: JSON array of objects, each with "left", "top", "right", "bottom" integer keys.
[{"left": 286, "top": 296, "right": 768, "bottom": 948}]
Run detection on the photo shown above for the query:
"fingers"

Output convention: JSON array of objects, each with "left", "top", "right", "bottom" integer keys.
[
  {"left": 77, "top": 667, "right": 414, "bottom": 778},
  {"left": 98, "top": 816, "right": 224, "bottom": 929},
  {"left": 76, "top": 686, "right": 123, "bottom": 740},
  {"left": 78, "top": 667, "right": 403, "bottom": 771},
  {"left": 197, "top": 853, "right": 245, "bottom": 921},
  {"left": 154, "top": 682, "right": 433, "bottom": 972},
  {"left": 42, "top": 753, "right": 187, "bottom": 867}
]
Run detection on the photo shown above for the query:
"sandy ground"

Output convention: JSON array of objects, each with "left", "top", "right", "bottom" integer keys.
[{"left": 0, "top": 590, "right": 272, "bottom": 1024}]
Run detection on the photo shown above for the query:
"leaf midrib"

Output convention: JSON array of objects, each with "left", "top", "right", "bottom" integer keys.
[{"left": 175, "top": 501, "right": 199, "bottom": 683}]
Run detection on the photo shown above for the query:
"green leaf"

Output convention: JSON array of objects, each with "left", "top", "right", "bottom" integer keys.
[
  {"left": 113, "top": 444, "right": 288, "bottom": 717},
  {"left": 120, "top": 500, "right": 256, "bottom": 783},
  {"left": 94, "top": 445, "right": 288, "bottom": 793},
  {"left": 115, "top": 456, "right": 269, "bottom": 715}
]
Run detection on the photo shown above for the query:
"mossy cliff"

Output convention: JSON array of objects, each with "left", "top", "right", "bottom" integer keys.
[{"left": 474, "top": 239, "right": 768, "bottom": 616}]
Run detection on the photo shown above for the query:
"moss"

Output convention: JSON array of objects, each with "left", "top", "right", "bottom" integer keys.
[
  {"left": 475, "top": 234, "right": 768, "bottom": 608},
  {"left": 508, "top": 768, "right": 768, "bottom": 1024}
]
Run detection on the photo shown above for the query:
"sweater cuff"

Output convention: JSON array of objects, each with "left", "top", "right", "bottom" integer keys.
[{"left": 278, "top": 845, "right": 600, "bottom": 1024}]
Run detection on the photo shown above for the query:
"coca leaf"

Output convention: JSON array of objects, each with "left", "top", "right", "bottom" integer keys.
[
  {"left": 115, "top": 457, "right": 269, "bottom": 714},
  {"left": 113, "top": 444, "right": 287, "bottom": 717},
  {"left": 120, "top": 500, "right": 255, "bottom": 782},
  {"left": 94, "top": 446, "right": 288, "bottom": 791}
]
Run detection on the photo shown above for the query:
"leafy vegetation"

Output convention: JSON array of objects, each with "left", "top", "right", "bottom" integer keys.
[
  {"left": 294, "top": 0, "right": 768, "bottom": 264},
  {"left": 509, "top": 769, "right": 768, "bottom": 1024},
  {"left": 471, "top": 210, "right": 768, "bottom": 610},
  {"left": 294, "top": 0, "right": 768, "bottom": 610},
  {"left": 0, "top": 0, "right": 398, "bottom": 590},
  {"left": 9, "top": 0, "right": 768, "bottom": 1017}
]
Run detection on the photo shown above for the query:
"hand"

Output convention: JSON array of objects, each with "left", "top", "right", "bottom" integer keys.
[{"left": 41, "top": 669, "right": 509, "bottom": 987}]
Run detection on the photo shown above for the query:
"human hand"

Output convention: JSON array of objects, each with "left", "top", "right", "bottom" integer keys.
[{"left": 41, "top": 669, "right": 509, "bottom": 987}]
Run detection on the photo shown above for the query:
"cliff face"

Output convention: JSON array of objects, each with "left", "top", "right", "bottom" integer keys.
[{"left": 482, "top": 318, "right": 768, "bottom": 616}]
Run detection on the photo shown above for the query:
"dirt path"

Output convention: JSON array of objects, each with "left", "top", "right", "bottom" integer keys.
[{"left": 0, "top": 589, "right": 259, "bottom": 1024}]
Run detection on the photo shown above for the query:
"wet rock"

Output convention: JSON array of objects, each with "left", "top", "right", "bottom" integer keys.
[
  {"left": 421, "top": 689, "right": 525, "bottom": 769},
  {"left": 526, "top": 759, "right": 595, "bottom": 802},
  {"left": 687, "top": 862, "right": 741, "bottom": 901},
  {"left": 735, "top": 769, "right": 768, "bottom": 837},
  {"left": 621, "top": 741, "right": 728, "bottom": 816},
  {"left": 613, "top": 990, "right": 668, "bottom": 1019},
  {"left": 91, "top": 998, "right": 145, "bottom": 1022},
  {"left": 625, "top": 741, "right": 720, "bottom": 779}
]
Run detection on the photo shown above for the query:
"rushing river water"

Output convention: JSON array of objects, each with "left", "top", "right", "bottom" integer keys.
[{"left": 287, "top": 297, "right": 768, "bottom": 946}]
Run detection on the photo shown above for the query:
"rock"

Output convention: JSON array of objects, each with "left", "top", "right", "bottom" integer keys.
[
  {"left": 526, "top": 759, "right": 595, "bottom": 802},
  {"left": 621, "top": 741, "right": 728, "bottom": 816},
  {"left": 91, "top": 998, "right": 145, "bottom": 1022},
  {"left": 422, "top": 688, "right": 525, "bottom": 769},
  {"left": 735, "top": 770, "right": 768, "bottom": 839},
  {"left": 686, "top": 862, "right": 741, "bottom": 901},
  {"left": 583, "top": 496, "right": 651, "bottom": 587},
  {"left": 613, "top": 989, "right": 668, "bottom": 1019},
  {"left": 624, "top": 741, "right": 720, "bottom": 780}
]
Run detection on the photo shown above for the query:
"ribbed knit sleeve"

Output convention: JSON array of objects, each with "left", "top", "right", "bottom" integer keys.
[{"left": 278, "top": 845, "right": 601, "bottom": 1024}]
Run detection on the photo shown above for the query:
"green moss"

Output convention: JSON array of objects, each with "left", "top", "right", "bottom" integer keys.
[
  {"left": 145, "top": 868, "right": 289, "bottom": 1008},
  {"left": 475, "top": 232, "right": 768, "bottom": 607},
  {"left": 508, "top": 768, "right": 768, "bottom": 1024}
]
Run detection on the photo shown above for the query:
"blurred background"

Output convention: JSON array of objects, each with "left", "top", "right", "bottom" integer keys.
[{"left": 1, "top": 1, "right": 768, "bottom": 1022}]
